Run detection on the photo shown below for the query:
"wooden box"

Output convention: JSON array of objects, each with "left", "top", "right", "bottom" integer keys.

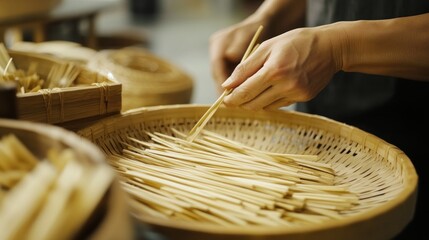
[{"left": 8, "top": 50, "right": 121, "bottom": 124}]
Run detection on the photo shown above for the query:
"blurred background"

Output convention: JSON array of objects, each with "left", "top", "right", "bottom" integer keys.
[{"left": 0, "top": 0, "right": 263, "bottom": 106}]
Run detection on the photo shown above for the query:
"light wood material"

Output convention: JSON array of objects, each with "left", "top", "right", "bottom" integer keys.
[
  {"left": 77, "top": 104, "right": 418, "bottom": 240},
  {"left": 0, "top": 118, "right": 133, "bottom": 240},
  {"left": 87, "top": 47, "right": 193, "bottom": 111},
  {"left": 6, "top": 50, "right": 121, "bottom": 124}
]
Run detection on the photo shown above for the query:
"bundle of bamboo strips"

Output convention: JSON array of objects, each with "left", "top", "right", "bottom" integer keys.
[
  {"left": 111, "top": 128, "right": 359, "bottom": 227},
  {"left": 45, "top": 62, "right": 80, "bottom": 89},
  {"left": 0, "top": 134, "right": 114, "bottom": 240}
]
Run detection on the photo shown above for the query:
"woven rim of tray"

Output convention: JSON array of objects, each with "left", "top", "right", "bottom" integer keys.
[{"left": 77, "top": 104, "right": 417, "bottom": 239}]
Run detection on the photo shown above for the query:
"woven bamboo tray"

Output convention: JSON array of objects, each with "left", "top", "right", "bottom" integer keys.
[
  {"left": 0, "top": 118, "right": 133, "bottom": 240},
  {"left": 77, "top": 104, "right": 417, "bottom": 240},
  {"left": 86, "top": 47, "right": 193, "bottom": 111},
  {"left": 9, "top": 50, "right": 121, "bottom": 124}
]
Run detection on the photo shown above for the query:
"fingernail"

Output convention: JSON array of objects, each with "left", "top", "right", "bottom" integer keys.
[{"left": 221, "top": 77, "right": 232, "bottom": 88}]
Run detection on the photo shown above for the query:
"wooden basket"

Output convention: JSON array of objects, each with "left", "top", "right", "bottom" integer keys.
[
  {"left": 86, "top": 47, "right": 193, "bottom": 111},
  {"left": 9, "top": 50, "right": 121, "bottom": 124},
  {"left": 0, "top": 118, "right": 133, "bottom": 240},
  {"left": 77, "top": 104, "right": 418, "bottom": 240}
]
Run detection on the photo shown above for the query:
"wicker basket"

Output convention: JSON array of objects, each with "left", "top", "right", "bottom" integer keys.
[
  {"left": 77, "top": 104, "right": 417, "bottom": 240},
  {"left": 86, "top": 47, "right": 193, "bottom": 111},
  {"left": 0, "top": 118, "right": 133, "bottom": 240},
  {"left": 8, "top": 50, "right": 121, "bottom": 124}
]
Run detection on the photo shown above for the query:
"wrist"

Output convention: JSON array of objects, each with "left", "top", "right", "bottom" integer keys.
[{"left": 318, "top": 22, "right": 351, "bottom": 73}]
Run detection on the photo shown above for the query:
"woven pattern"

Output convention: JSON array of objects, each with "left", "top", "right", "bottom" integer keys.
[
  {"left": 87, "top": 47, "right": 193, "bottom": 111},
  {"left": 78, "top": 104, "right": 417, "bottom": 240}
]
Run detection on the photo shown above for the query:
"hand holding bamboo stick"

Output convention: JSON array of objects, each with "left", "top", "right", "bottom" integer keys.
[{"left": 187, "top": 25, "right": 264, "bottom": 142}]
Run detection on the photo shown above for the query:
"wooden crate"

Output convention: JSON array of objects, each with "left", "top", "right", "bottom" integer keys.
[{"left": 9, "top": 50, "right": 121, "bottom": 124}]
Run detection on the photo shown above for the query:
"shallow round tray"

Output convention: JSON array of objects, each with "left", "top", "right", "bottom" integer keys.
[
  {"left": 0, "top": 118, "right": 133, "bottom": 240},
  {"left": 77, "top": 104, "right": 417, "bottom": 240}
]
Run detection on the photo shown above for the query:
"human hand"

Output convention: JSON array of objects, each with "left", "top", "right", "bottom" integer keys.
[
  {"left": 221, "top": 26, "right": 343, "bottom": 110},
  {"left": 209, "top": 19, "right": 271, "bottom": 94},
  {"left": 209, "top": 1, "right": 306, "bottom": 94}
]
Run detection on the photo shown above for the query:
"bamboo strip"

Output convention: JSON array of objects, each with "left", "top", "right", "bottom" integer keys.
[
  {"left": 0, "top": 162, "right": 56, "bottom": 240},
  {"left": 187, "top": 25, "right": 264, "bottom": 142},
  {"left": 110, "top": 127, "right": 360, "bottom": 226},
  {"left": 128, "top": 198, "right": 169, "bottom": 220},
  {"left": 26, "top": 158, "right": 83, "bottom": 240}
]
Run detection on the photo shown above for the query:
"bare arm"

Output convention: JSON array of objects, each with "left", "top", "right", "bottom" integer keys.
[
  {"left": 339, "top": 13, "right": 429, "bottom": 81},
  {"left": 220, "top": 12, "right": 429, "bottom": 110}
]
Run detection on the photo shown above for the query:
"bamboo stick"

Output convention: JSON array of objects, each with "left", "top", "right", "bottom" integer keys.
[
  {"left": 109, "top": 127, "right": 359, "bottom": 226},
  {"left": 0, "top": 133, "right": 115, "bottom": 240},
  {"left": 187, "top": 25, "right": 264, "bottom": 142}
]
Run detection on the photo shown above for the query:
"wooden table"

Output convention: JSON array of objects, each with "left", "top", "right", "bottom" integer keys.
[{"left": 0, "top": 0, "right": 120, "bottom": 49}]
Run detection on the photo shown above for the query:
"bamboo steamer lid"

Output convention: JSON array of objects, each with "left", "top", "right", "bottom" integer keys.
[{"left": 87, "top": 47, "right": 194, "bottom": 111}]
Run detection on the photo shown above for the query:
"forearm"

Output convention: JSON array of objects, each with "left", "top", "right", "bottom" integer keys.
[
  {"left": 330, "top": 13, "right": 429, "bottom": 81},
  {"left": 248, "top": 0, "right": 306, "bottom": 36}
]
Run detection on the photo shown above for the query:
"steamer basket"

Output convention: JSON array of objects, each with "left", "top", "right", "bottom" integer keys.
[
  {"left": 9, "top": 50, "right": 122, "bottom": 124},
  {"left": 87, "top": 47, "right": 193, "bottom": 111},
  {"left": 77, "top": 104, "right": 418, "bottom": 240},
  {"left": 0, "top": 118, "right": 133, "bottom": 240}
]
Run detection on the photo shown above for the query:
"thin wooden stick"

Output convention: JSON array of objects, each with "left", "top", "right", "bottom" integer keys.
[
  {"left": 187, "top": 25, "right": 264, "bottom": 142},
  {"left": 109, "top": 127, "right": 361, "bottom": 226}
]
